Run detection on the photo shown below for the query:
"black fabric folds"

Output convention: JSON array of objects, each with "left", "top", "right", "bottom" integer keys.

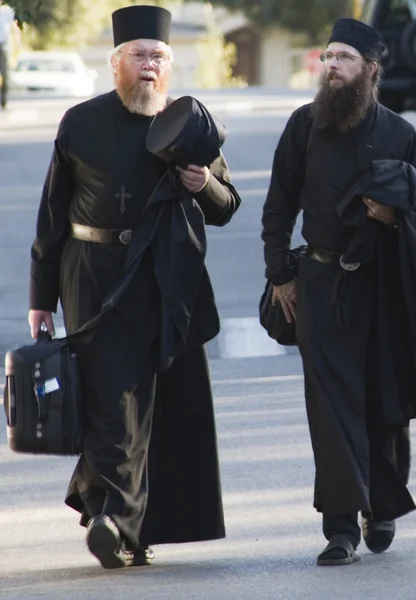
[
  {"left": 65, "top": 98, "right": 229, "bottom": 372},
  {"left": 146, "top": 96, "right": 227, "bottom": 168},
  {"left": 66, "top": 168, "right": 208, "bottom": 374},
  {"left": 337, "top": 158, "right": 416, "bottom": 420}
]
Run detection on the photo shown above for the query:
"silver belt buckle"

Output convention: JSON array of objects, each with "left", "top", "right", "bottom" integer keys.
[
  {"left": 119, "top": 230, "right": 132, "bottom": 245},
  {"left": 339, "top": 255, "right": 361, "bottom": 271}
]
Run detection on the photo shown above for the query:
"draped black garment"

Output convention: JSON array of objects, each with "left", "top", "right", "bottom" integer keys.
[
  {"left": 262, "top": 101, "right": 416, "bottom": 519},
  {"left": 29, "top": 90, "right": 241, "bottom": 547}
]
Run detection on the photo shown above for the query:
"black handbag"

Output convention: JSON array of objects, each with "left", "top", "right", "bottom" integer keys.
[
  {"left": 3, "top": 187, "right": 162, "bottom": 456},
  {"left": 4, "top": 331, "right": 83, "bottom": 455},
  {"left": 3, "top": 180, "right": 164, "bottom": 457},
  {"left": 259, "top": 245, "right": 307, "bottom": 346}
]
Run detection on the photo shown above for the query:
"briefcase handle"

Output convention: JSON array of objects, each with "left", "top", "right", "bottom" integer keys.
[{"left": 36, "top": 329, "right": 52, "bottom": 344}]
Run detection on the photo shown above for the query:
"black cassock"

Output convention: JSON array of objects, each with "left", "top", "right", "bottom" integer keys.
[
  {"left": 262, "top": 102, "right": 416, "bottom": 523},
  {"left": 30, "top": 91, "right": 241, "bottom": 548}
]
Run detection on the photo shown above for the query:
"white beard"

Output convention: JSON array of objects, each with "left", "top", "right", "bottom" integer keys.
[{"left": 117, "top": 82, "right": 168, "bottom": 116}]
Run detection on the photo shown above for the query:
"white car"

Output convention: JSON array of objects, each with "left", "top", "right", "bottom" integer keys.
[{"left": 10, "top": 51, "right": 97, "bottom": 98}]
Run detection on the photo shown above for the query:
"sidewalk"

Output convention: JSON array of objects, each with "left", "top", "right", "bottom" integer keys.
[{"left": 0, "top": 86, "right": 316, "bottom": 131}]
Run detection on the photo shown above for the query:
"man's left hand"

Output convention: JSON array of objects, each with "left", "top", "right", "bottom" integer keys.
[
  {"left": 363, "top": 196, "right": 397, "bottom": 226},
  {"left": 176, "top": 164, "right": 210, "bottom": 193}
]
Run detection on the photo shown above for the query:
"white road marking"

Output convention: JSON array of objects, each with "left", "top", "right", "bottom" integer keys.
[
  {"left": 216, "top": 317, "right": 286, "bottom": 358},
  {"left": 231, "top": 169, "right": 271, "bottom": 180}
]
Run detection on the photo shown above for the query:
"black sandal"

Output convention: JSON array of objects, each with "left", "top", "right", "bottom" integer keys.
[
  {"left": 317, "top": 534, "right": 360, "bottom": 566},
  {"left": 362, "top": 518, "right": 395, "bottom": 553}
]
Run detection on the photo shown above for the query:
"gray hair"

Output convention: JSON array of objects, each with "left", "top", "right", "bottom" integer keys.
[{"left": 108, "top": 41, "right": 174, "bottom": 69}]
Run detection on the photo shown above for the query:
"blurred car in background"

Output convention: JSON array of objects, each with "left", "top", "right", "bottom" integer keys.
[
  {"left": 9, "top": 51, "right": 97, "bottom": 98},
  {"left": 361, "top": 0, "right": 416, "bottom": 112}
]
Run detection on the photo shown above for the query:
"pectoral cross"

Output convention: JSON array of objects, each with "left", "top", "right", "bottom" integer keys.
[{"left": 115, "top": 185, "right": 132, "bottom": 214}]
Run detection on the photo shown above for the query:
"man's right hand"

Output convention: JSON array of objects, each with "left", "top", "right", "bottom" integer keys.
[
  {"left": 272, "top": 280, "right": 297, "bottom": 324},
  {"left": 28, "top": 310, "right": 55, "bottom": 339}
]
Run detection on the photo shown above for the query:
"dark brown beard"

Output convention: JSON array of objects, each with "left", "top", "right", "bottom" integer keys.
[{"left": 311, "top": 66, "right": 377, "bottom": 133}]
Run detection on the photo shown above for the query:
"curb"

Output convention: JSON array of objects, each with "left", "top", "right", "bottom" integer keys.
[{"left": 0, "top": 96, "right": 314, "bottom": 131}]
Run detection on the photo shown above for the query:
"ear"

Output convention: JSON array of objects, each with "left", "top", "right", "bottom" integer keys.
[
  {"left": 370, "top": 61, "right": 378, "bottom": 77},
  {"left": 110, "top": 55, "right": 118, "bottom": 75}
]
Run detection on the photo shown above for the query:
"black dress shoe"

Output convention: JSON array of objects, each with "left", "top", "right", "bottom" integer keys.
[
  {"left": 125, "top": 545, "right": 155, "bottom": 567},
  {"left": 362, "top": 518, "right": 396, "bottom": 553},
  {"left": 86, "top": 515, "right": 127, "bottom": 569}
]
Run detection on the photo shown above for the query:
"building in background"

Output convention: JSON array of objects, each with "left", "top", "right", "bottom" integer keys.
[{"left": 80, "top": 2, "right": 316, "bottom": 93}]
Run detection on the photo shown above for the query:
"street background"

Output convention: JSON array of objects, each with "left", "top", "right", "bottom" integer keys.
[{"left": 1, "top": 89, "right": 416, "bottom": 599}]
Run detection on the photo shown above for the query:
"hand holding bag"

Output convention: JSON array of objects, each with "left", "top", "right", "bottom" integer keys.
[
  {"left": 4, "top": 330, "right": 83, "bottom": 455},
  {"left": 259, "top": 118, "right": 315, "bottom": 346},
  {"left": 259, "top": 245, "right": 307, "bottom": 345}
]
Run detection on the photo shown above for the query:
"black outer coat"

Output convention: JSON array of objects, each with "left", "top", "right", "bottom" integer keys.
[
  {"left": 29, "top": 91, "right": 241, "bottom": 547},
  {"left": 262, "top": 101, "right": 416, "bottom": 519}
]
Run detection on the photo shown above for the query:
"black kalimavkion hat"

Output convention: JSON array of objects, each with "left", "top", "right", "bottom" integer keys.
[
  {"left": 112, "top": 5, "right": 172, "bottom": 47},
  {"left": 146, "top": 96, "right": 227, "bottom": 168},
  {"left": 328, "top": 18, "right": 387, "bottom": 59}
]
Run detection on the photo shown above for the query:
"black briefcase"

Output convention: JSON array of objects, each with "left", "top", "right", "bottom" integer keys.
[
  {"left": 259, "top": 245, "right": 307, "bottom": 346},
  {"left": 4, "top": 331, "right": 83, "bottom": 455}
]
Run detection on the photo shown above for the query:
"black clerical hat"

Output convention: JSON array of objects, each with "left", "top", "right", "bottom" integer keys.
[
  {"left": 328, "top": 18, "right": 386, "bottom": 59},
  {"left": 146, "top": 96, "right": 227, "bottom": 168},
  {"left": 112, "top": 5, "right": 171, "bottom": 47}
]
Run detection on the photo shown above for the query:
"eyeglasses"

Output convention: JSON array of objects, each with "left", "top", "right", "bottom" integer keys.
[
  {"left": 319, "top": 51, "right": 363, "bottom": 64},
  {"left": 118, "top": 51, "right": 169, "bottom": 66}
]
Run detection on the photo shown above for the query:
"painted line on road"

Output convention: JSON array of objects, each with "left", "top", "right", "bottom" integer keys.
[
  {"left": 212, "top": 374, "right": 303, "bottom": 385},
  {"left": 231, "top": 169, "right": 271, "bottom": 180},
  {"left": 213, "top": 316, "right": 285, "bottom": 359}
]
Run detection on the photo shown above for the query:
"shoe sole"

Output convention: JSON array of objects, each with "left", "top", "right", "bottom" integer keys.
[
  {"left": 317, "top": 552, "right": 360, "bottom": 566},
  {"left": 86, "top": 520, "right": 126, "bottom": 569},
  {"left": 363, "top": 530, "right": 395, "bottom": 553},
  {"left": 126, "top": 555, "right": 154, "bottom": 567}
]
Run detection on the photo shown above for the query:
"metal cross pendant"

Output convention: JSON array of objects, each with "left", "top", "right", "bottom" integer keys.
[{"left": 115, "top": 185, "right": 132, "bottom": 214}]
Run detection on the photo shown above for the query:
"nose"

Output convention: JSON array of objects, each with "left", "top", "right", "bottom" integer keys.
[{"left": 142, "top": 55, "right": 157, "bottom": 66}]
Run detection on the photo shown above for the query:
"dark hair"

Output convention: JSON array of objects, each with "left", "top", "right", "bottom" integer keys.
[{"left": 363, "top": 51, "right": 384, "bottom": 89}]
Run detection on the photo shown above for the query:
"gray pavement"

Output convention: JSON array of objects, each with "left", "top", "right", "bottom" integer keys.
[{"left": 1, "top": 90, "right": 416, "bottom": 599}]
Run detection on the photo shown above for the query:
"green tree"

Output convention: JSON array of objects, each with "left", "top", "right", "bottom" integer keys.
[
  {"left": 1, "top": 0, "right": 42, "bottom": 27},
  {"left": 196, "top": 2, "right": 246, "bottom": 88},
  {"left": 2, "top": 0, "right": 176, "bottom": 49}
]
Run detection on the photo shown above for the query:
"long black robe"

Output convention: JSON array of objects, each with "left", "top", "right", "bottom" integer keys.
[
  {"left": 29, "top": 91, "right": 241, "bottom": 547},
  {"left": 262, "top": 101, "right": 416, "bottom": 520}
]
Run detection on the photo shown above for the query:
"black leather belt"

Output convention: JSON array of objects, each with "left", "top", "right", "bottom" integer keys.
[
  {"left": 307, "top": 245, "right": 361, "bottom": 271},
  {"left": 71, "top": 223, "right": 132, "bottom": 245}
]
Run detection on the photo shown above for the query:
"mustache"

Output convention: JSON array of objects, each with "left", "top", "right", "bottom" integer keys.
[{"left": 140, "top": 69, "right": 157, "bottom": 80}]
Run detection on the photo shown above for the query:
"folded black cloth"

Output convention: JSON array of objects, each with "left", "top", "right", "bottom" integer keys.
[{"left": 146, "top": 95, "right": 227, "bottom": 167}]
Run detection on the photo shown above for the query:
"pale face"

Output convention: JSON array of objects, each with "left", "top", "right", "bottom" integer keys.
[
  {"left": 111, "top": 38, "right": 172, "bottom": 115},
  {"left": 323, "top": 42, "right": 376, "bottom": 87},
  {"left": 111, "top": 38, "right": 171, "bottom": 91}
]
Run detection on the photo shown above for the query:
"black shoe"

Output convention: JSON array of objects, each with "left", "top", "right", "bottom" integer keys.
[
  {"left": 86, "top": 515, "right": 127, "bottom": 569},
  {"left": 317, "top": 534, "right": 360, "bottom": 566},
  {"left": 125, "top": 545, "right": 155, "bottom": 567},
  {"left": 362, "top": 518, "right": 395, "bottom": 553}
]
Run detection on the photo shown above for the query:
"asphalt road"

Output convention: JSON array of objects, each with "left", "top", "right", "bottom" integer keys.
[{"left": 1, "top": 90, "right": 416, "bottom": 599}]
